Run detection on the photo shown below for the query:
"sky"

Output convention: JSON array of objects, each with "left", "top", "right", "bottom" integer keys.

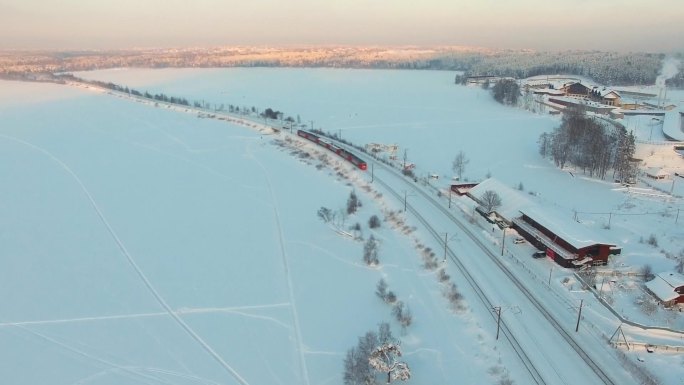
[{"left": 1, "top": 0, "right": 683, "bottom": 51}]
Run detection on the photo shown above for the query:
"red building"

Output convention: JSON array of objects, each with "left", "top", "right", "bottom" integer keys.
[
  {"left": 645, "top": 272, "right": 684, "bottom": 307},
  {"left": 512, "top": 207, "right": 619, "bottom": 268}
]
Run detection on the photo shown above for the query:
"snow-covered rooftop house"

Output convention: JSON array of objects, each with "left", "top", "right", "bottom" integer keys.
[
  {"left": 560, "top": 82, "right": 591, "bottom": 98},
  {"left": 512, "top": 207, "right": 619, "bottom": 268},
  {"left": 466, "top": 179, "right": 620, "bottom": 268},
  {"left": 645, "top": 167, "right": 668, "bottom": 180},
  {"left": 645, "top": 272, "right": 684, "bottom": 307},
  {"left": 591, "top": 87, "right": 622, "bottom": 107}
]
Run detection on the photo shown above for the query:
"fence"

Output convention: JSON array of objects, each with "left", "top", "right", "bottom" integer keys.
[{"left": 613, "top": 341, "right": 684, "bottom": 353}]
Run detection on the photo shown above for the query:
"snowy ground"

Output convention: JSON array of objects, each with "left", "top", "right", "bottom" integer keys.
[
  {"left": 0, "top": 79, "right": 529, "bottom": 385},
  {"left": 5, "top": 66, "right": 684, "bottom": 384}
]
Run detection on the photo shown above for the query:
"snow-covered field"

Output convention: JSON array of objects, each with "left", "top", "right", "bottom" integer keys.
[
  {"left": 0, "top": 79, "right": 531, "bottom": 385},
  {"left": 3, "top": 67, "right": 684, "bottom": 384}
]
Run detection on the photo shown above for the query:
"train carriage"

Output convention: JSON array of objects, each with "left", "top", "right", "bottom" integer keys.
[{"left": 296, "top": 130, "right": 367, "bottom": 171}]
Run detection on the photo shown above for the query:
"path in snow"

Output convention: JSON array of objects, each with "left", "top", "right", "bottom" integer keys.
[
  {"left": 0, "top": 133, "right": 250, "bottom": 385},
  {"left": 246, "top": 141, "right": 311, "bottom": 385}
]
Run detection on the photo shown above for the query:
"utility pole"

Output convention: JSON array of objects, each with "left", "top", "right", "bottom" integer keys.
[
  {"left": 575, "top": 299, "right": 584, "bottom": 332},
  {"left": 403, "top": 149, "right": 408, "bottom": 170},
  {"left": 404, "top": 191, "right": 408, "bottom": 212},
  {"left": 548, "top": 266, "right": 553, "bottom": 286},
  {"left": 501, "top": 227, "right": 506, "bottom": 256},
  {"left": 494, "top": 306, "right": 501, "bottom": 340},
  {"left": 448, "top": 188, "right": 452, "bottom": 208},
  {"left": 599, "top": 277, "right": 606, "bottom": 296},
  {"left": 676, "top": 208, "right": 680, "bottom": 224},
  {"left": 371, "top": 163, "right": 374, "bottom": 183},
  {"left": 444, "top": 233, "right": 448, "bottom": 262}
]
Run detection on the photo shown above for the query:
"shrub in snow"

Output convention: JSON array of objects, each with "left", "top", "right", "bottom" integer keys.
[
  {"left": 444, "top": 283, "right": 465, "bottom": 311},
  {"left": 385, "top": 291, "right": 397, "bottom": 304},
  {"left": 635, "top": 293, "right": 658, "bottom": 316},
  {"left": 647, "top": 234, "right": 658, "bottom": 247},
  {"left": 369, "top": 215, "right": 382, "bottom": 229},
  {"left": 392, "top": 301, "right": 413, "bottom": 331},
  {"left": 641, "top": 264, "right": 655, "bottom": 281},
  {"left": 347, "top": 191, "right": 361, "bottom": 214},
  {"left": 376, "top": 279, "right": 388, "bottom": 301},
  {"left": 437, "top": 268, "right": 450, "bottom": 282},
  {"left": 363, "top": 236, "right": 380, "bottom": 266}
]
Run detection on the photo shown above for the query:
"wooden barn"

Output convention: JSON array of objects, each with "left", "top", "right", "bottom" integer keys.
[
  {"left": 561, "top": 82, "right": 591, "bottom": 98},
  {"left": 645, "top": 272, "right": 684, "bottom": 307},
  {"left": 512, "top": 207, "right": 619, "bottom": 268}
]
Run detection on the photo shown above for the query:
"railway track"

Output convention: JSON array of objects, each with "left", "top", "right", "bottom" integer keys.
[
  {"left": 373, "top": 175, "right": 546, "bottom": 385},
  {"left": 369, "top": 160, "right": 618, "bottom": 385}
]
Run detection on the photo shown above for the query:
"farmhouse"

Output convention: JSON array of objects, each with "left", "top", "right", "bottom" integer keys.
[{"left": 645, "top": 272, "right": 684, "bottom": 307}]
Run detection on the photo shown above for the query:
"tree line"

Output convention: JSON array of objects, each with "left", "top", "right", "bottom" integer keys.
[{"left": 538, "top": 108, "right": 636, "bottom": 181}]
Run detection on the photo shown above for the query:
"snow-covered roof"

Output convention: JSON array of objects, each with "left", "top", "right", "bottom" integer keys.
[
  {"left": 519, "top": 206, "right": 616, "bottom": 250},
  {"left": 662, "top": 109, "right": 684, "bottom": 141},
  {"left": 468, "top": 178, "right": 532, "bottom": 220},
  {"left": 645, "top": 167, "right": 668, "bottom": 177},
  {"left": 592, "top": 87, "right": 620, "bottom": 98},
  {"left": 645, "top": 272, "right": 684, "bottom": 302}
]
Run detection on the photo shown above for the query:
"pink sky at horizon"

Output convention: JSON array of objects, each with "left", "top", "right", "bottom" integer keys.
[{"left": 1, "top": 0, "right": 682, "bottom": 52}]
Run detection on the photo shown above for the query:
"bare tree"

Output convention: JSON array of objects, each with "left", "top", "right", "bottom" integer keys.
[
  {"left": 344, "top": 323, "right": 397, "bottom": 385},
  {"left": 641, "top": 264, "right": 655, "bottom": 281},
  {"left": 480, "top": 190, "right": 502, "bottom": 213},
  {"left": 368, "top": 344, "right": 411, "bottom": 383},
  {"left": 317, "top": 207, "right": 334, "bottom": 223},
  {"left": 452, "top": 151, "right": 469, "bottom": 181}
]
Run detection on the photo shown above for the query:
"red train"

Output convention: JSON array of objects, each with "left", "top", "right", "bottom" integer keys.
[{"left": 297, "top": 130, "right": 367, "bottom": 170}]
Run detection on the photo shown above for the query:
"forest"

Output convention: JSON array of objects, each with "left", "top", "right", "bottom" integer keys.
[{"left": 538, "top": 108, "right": 637, "bottom": 181}]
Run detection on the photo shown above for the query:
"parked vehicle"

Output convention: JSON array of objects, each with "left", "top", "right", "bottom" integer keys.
[{"left": 532, "top": 251, "right": 546, "bottom": 258}]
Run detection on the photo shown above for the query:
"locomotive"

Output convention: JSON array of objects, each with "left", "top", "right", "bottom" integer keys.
[{"left": 297, "top": 130, "right": 367, "bottom": 170}]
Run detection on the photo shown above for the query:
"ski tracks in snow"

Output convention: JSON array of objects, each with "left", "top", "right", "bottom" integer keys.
[
  {"left": 0, "top": 134, "right": 250, "bottom": 385},
  {"left": 245, "top": 141, "right": 311, "bottom": 385}
]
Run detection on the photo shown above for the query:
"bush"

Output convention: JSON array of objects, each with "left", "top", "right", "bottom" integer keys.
[
  {"left": 641, "top": 264, "right": 655, "bottom": 281},
  {"left": 368, "top": 215, "right": 381, "bottom": 229},
  {"left": 437, "top": 268, "right": 450, "bottom": 282},
  {"left": 347, "top": 191, "right": 361, "bottom": 214},
  {"left": 647, "top": 234, "right": 658, "bottom": 247},
  {"left": 392, "top": 301, "right": 413, "bottom": 330},
  {"left": 363, "top": 236, "right": 380, "bottom": 266},
  {"left": 376, "top": 279, "right": 388, "bottom": 301}
]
